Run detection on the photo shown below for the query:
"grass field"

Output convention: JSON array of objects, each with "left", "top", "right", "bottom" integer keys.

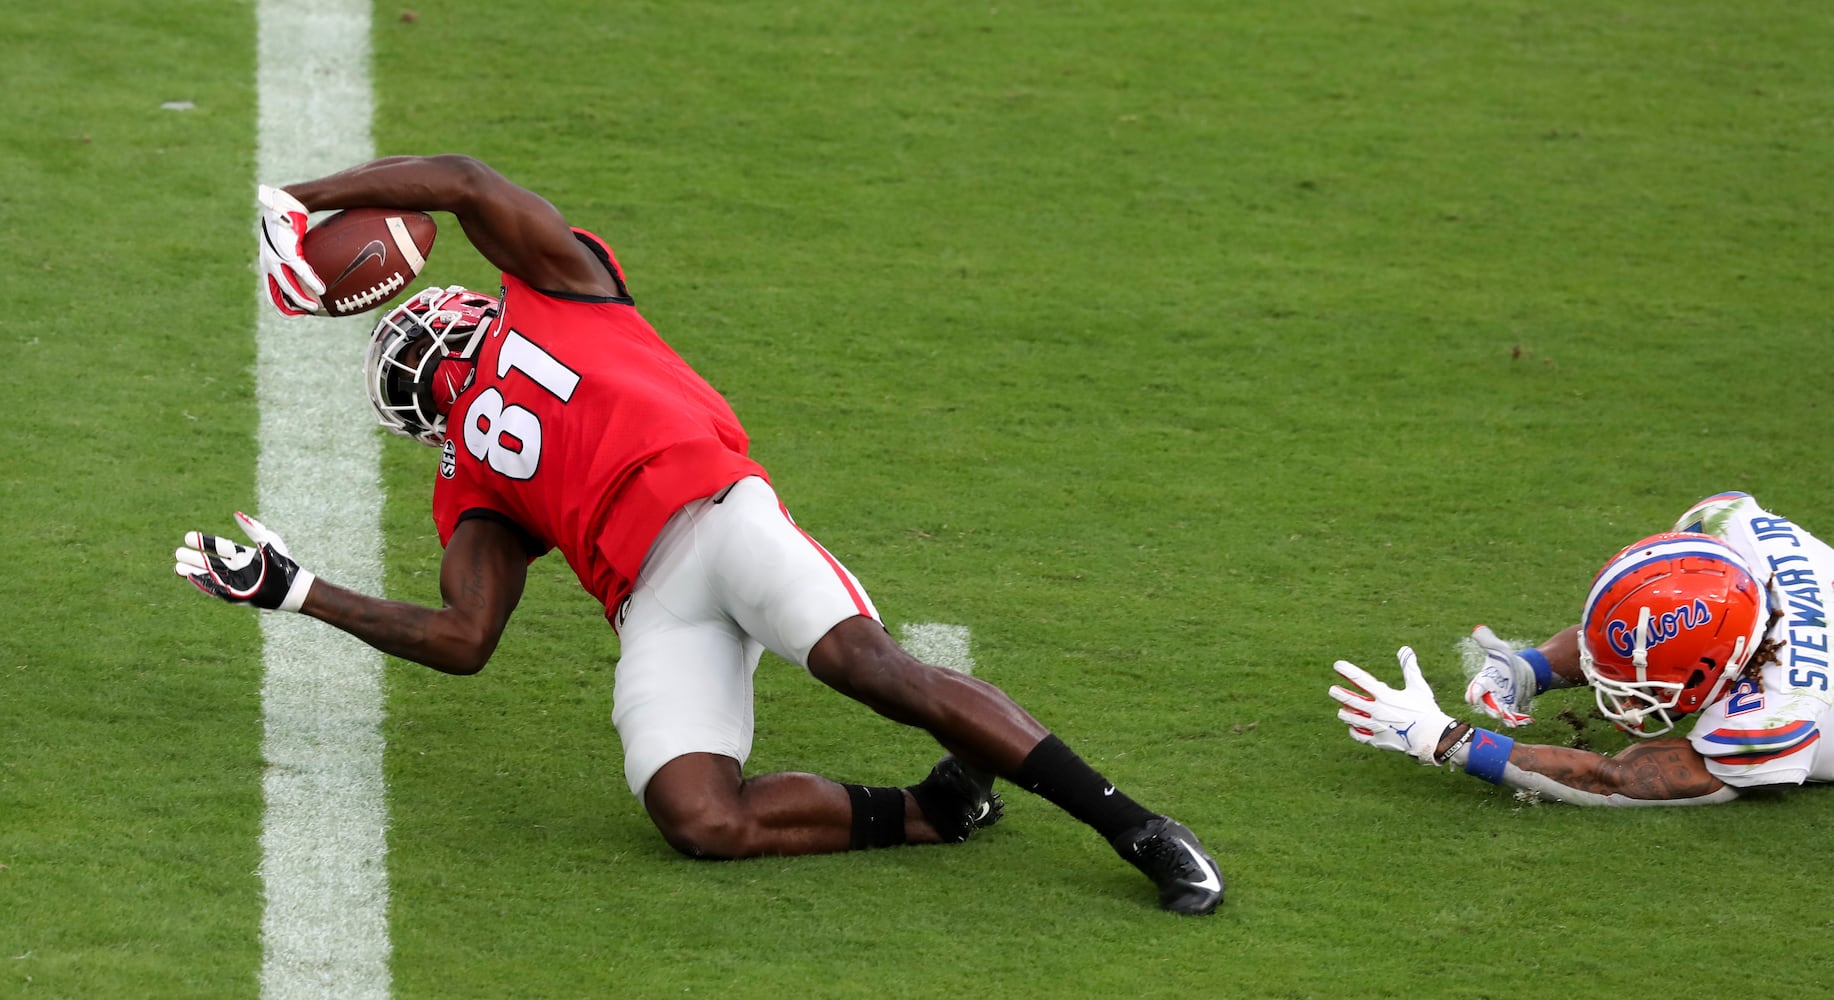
[{"left": 6, "top": 1, "right": 1834, "bottom": 997}]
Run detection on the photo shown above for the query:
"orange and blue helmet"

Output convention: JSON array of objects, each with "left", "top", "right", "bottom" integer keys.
[{"left": 1578, "top": 531, "right": 1769, "bottom": 737}]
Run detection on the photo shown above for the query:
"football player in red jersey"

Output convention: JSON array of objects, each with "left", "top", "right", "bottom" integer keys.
[{"left": 179, "top": 155, "right": 1222, "bottom": 914}]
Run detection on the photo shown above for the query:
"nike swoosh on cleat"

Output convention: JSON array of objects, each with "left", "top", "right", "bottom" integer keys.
[
  {"left": 1175, "top": 836, "right": 1222, "bottom": 894},
  {"left": 1102, "top": 786, "right": 1116, "bottom": 796},
  {"left": 331, "top": 239, "right": 388, "bottom": 288}
]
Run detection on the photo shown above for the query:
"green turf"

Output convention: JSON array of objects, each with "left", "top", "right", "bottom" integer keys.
[
  {"left": 2, "top": 3, "right": 264, "bottom": 997},
  {"left": 6, "top": 0, "right": 1834, "bottom": 997}
]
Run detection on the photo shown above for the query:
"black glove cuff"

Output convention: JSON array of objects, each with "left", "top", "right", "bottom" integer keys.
[{"left": 1433, "top": 723, "right": 1476, "bottom": 766}]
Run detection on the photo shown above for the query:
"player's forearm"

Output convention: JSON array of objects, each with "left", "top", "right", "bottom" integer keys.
[
  {"left": 1492, "top": 762, "right": 1738, "bottom": 806},
  {"left": 1534, "top": 625, "right": 1586, "bottom": 689},
  {"left": 285, "top": 155, "right": 488, "bottom": 215},
  {"left": 1489, "top": 743, "right": 1737, "bottom": 806},
  {"left": 299, "top": 579, "right": 497, "bottom": 675},
  {"left": 1439, "top": 725, "right": 1735, "bottom": 806},
  {"left": 284, "top": 154, "right": 605, "bottom": 297}
]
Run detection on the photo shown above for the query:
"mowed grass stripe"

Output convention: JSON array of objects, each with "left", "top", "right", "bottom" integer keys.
[{"left": 254, "top": 2, "right": 389, "bottom": 997}]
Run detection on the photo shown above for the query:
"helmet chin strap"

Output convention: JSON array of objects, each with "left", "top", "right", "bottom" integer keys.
[
  {"left": 1696, "top": 635, "right": 1749, "bottom": 712},
  {"left": 456, "top": 302, "right": 497, "bottom": 360}
]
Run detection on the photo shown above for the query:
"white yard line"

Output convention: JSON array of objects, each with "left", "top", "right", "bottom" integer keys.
[
  {"left": 899, "top": 623, "right": 975, "bottom": 675},
  {"left": 255, "top": 3, "right": 390, "bottom": 998}
]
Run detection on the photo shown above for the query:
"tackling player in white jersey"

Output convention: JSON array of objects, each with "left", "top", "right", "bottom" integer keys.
[{"left": 1329, "top": 491, "right": 1834, "bottom": 805}]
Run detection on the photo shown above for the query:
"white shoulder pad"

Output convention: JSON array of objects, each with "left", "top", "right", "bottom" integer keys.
[{"left": 1673, "top": 491, "right": 1756, "bottom": 539}]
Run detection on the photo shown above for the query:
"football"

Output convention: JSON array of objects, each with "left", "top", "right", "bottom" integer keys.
[{"left": 301, "top": 207, "right": 437, "bottom": 316}]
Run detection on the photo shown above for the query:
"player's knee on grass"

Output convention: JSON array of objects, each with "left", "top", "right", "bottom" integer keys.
[
  {"left": 652, "top": 804, "right": 754, "bottom": 860},
  {"left": 643, "top": 753, "right": 757, "bottom": 860}
]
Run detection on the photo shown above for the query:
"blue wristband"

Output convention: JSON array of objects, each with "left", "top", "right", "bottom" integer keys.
[
  {"left": 1464, "top": 729, "right": 1515, "bottom": 784},
  {"left": 1518, "top": 648, "right": 1554, "bottom": 694}
]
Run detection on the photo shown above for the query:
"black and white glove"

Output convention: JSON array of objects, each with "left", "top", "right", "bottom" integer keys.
[
  {"left": 174, "top": 512, "right": 316, "bottom": 612},
  {"left": 1330, "top": 647, "right": 1459, "bottom": 766}
]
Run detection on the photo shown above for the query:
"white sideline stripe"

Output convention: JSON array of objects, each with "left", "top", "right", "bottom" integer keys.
[
  {"left": 900, "top": 622, "right": 974, "bottom": 675},
  {"left": 256, "top": 4, "right": 390, "bottom": 999}
]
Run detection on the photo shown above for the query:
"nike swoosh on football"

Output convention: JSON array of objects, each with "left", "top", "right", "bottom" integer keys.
[
  {"left": 1176, "top": 836, "right": 1222, "bottom": 893},
  {"left": 330, "top": 239, "right": 388, "bottom": 288}
]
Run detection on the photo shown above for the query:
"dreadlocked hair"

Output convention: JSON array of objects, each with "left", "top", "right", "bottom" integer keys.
[{"left": 1740, "top": 608, "right": 1785, "bottom": 683}]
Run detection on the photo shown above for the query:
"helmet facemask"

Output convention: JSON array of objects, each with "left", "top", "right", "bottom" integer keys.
[{"left": 364, "top": 285, "right": 499, "bottom": 446}]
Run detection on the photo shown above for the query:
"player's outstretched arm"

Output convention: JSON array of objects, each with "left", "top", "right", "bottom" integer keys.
[
  {"left": 297, "top": 517, "right": 531, "bottom": 675},
  {"left": 1432, "top": 724, "right": 1738, "bottom": 806},
  {"left": 177, "top": 513, "right": 524, "bottom": 673},
  {"left": 279, "top": 154, "right": 619, "bottom": 299},
  {"left": 1331, "top": 649, "right": 1737, "bottom": 806}
]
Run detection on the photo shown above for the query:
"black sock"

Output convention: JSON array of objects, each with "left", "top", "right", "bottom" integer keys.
[
  {"left": 1012, "top": 734, "right": 1156, "bottom": 842},
  {"left": 843, "top": 784, "right": 908, "bottom": 850}
]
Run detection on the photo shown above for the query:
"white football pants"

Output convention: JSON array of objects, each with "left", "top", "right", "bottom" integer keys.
[{"left": 610, "top": 476, "right": 880, "bottom": 800}]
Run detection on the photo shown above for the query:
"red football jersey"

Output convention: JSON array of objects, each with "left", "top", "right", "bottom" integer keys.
[{"left": 431, "top": 230, "right": 766, "bottom": 614}]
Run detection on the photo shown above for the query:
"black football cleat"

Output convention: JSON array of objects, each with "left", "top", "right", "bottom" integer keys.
[
  {"left": 914, "top": 755, "right": 1005, "bottom": 842},
  {"left": 1111, "top": 816, "right": 1224, "bottom": 915}
]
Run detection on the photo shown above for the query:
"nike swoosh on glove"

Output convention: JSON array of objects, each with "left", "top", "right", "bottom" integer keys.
[{"left": 174, "top": 511, "right": 316, "bottom": 612}]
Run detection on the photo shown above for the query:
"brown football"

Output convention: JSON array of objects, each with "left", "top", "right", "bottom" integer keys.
[{"left": 301, "top": 208, "right": 437, "bottom": 316}]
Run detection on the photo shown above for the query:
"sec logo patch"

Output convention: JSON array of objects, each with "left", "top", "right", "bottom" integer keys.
[{"left": 440, "top": 439, "right": 457, "bottom": 479}]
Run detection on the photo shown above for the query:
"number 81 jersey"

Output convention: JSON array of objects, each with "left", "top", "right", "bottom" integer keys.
[
  {"left": 1676, "top": 492, "right": 1834, "bottom": 787},
  {"left": 431, "top": 230, "right": 766, "bottom": 616}
]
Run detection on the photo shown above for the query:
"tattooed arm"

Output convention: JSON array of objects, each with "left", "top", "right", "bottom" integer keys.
[
  {"left": 1434, "top": 723, "right": 1738, "bottom": 806},
  {"left": 299, "top": 517, "right": 530, "bottom": 675}
]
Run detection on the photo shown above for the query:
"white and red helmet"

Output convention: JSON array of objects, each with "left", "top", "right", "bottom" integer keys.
[
  {"left": 364, "top": 285, "right": 499, "bottom": 446},
  {"left": 1578, "top": 531, "right": 1770, "bottom": 737}
]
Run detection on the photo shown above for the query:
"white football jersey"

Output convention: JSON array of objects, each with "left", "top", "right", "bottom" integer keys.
[{"left": 1674, "top": 492, "right": 1834, "bottom": 787}]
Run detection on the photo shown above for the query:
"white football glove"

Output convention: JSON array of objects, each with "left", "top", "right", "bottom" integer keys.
[
  {"left": 1330, "top": 647, "right": 1458, "bottom": 766},
  {"left": 174, "top": 512, "right": 316, "bottom": 612},
  {"left": 257, "top": 184, "right": 324, "bottom": 317},
  {"left": 1462, "top": 625, "right": 1536, "bottom": 728}
]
